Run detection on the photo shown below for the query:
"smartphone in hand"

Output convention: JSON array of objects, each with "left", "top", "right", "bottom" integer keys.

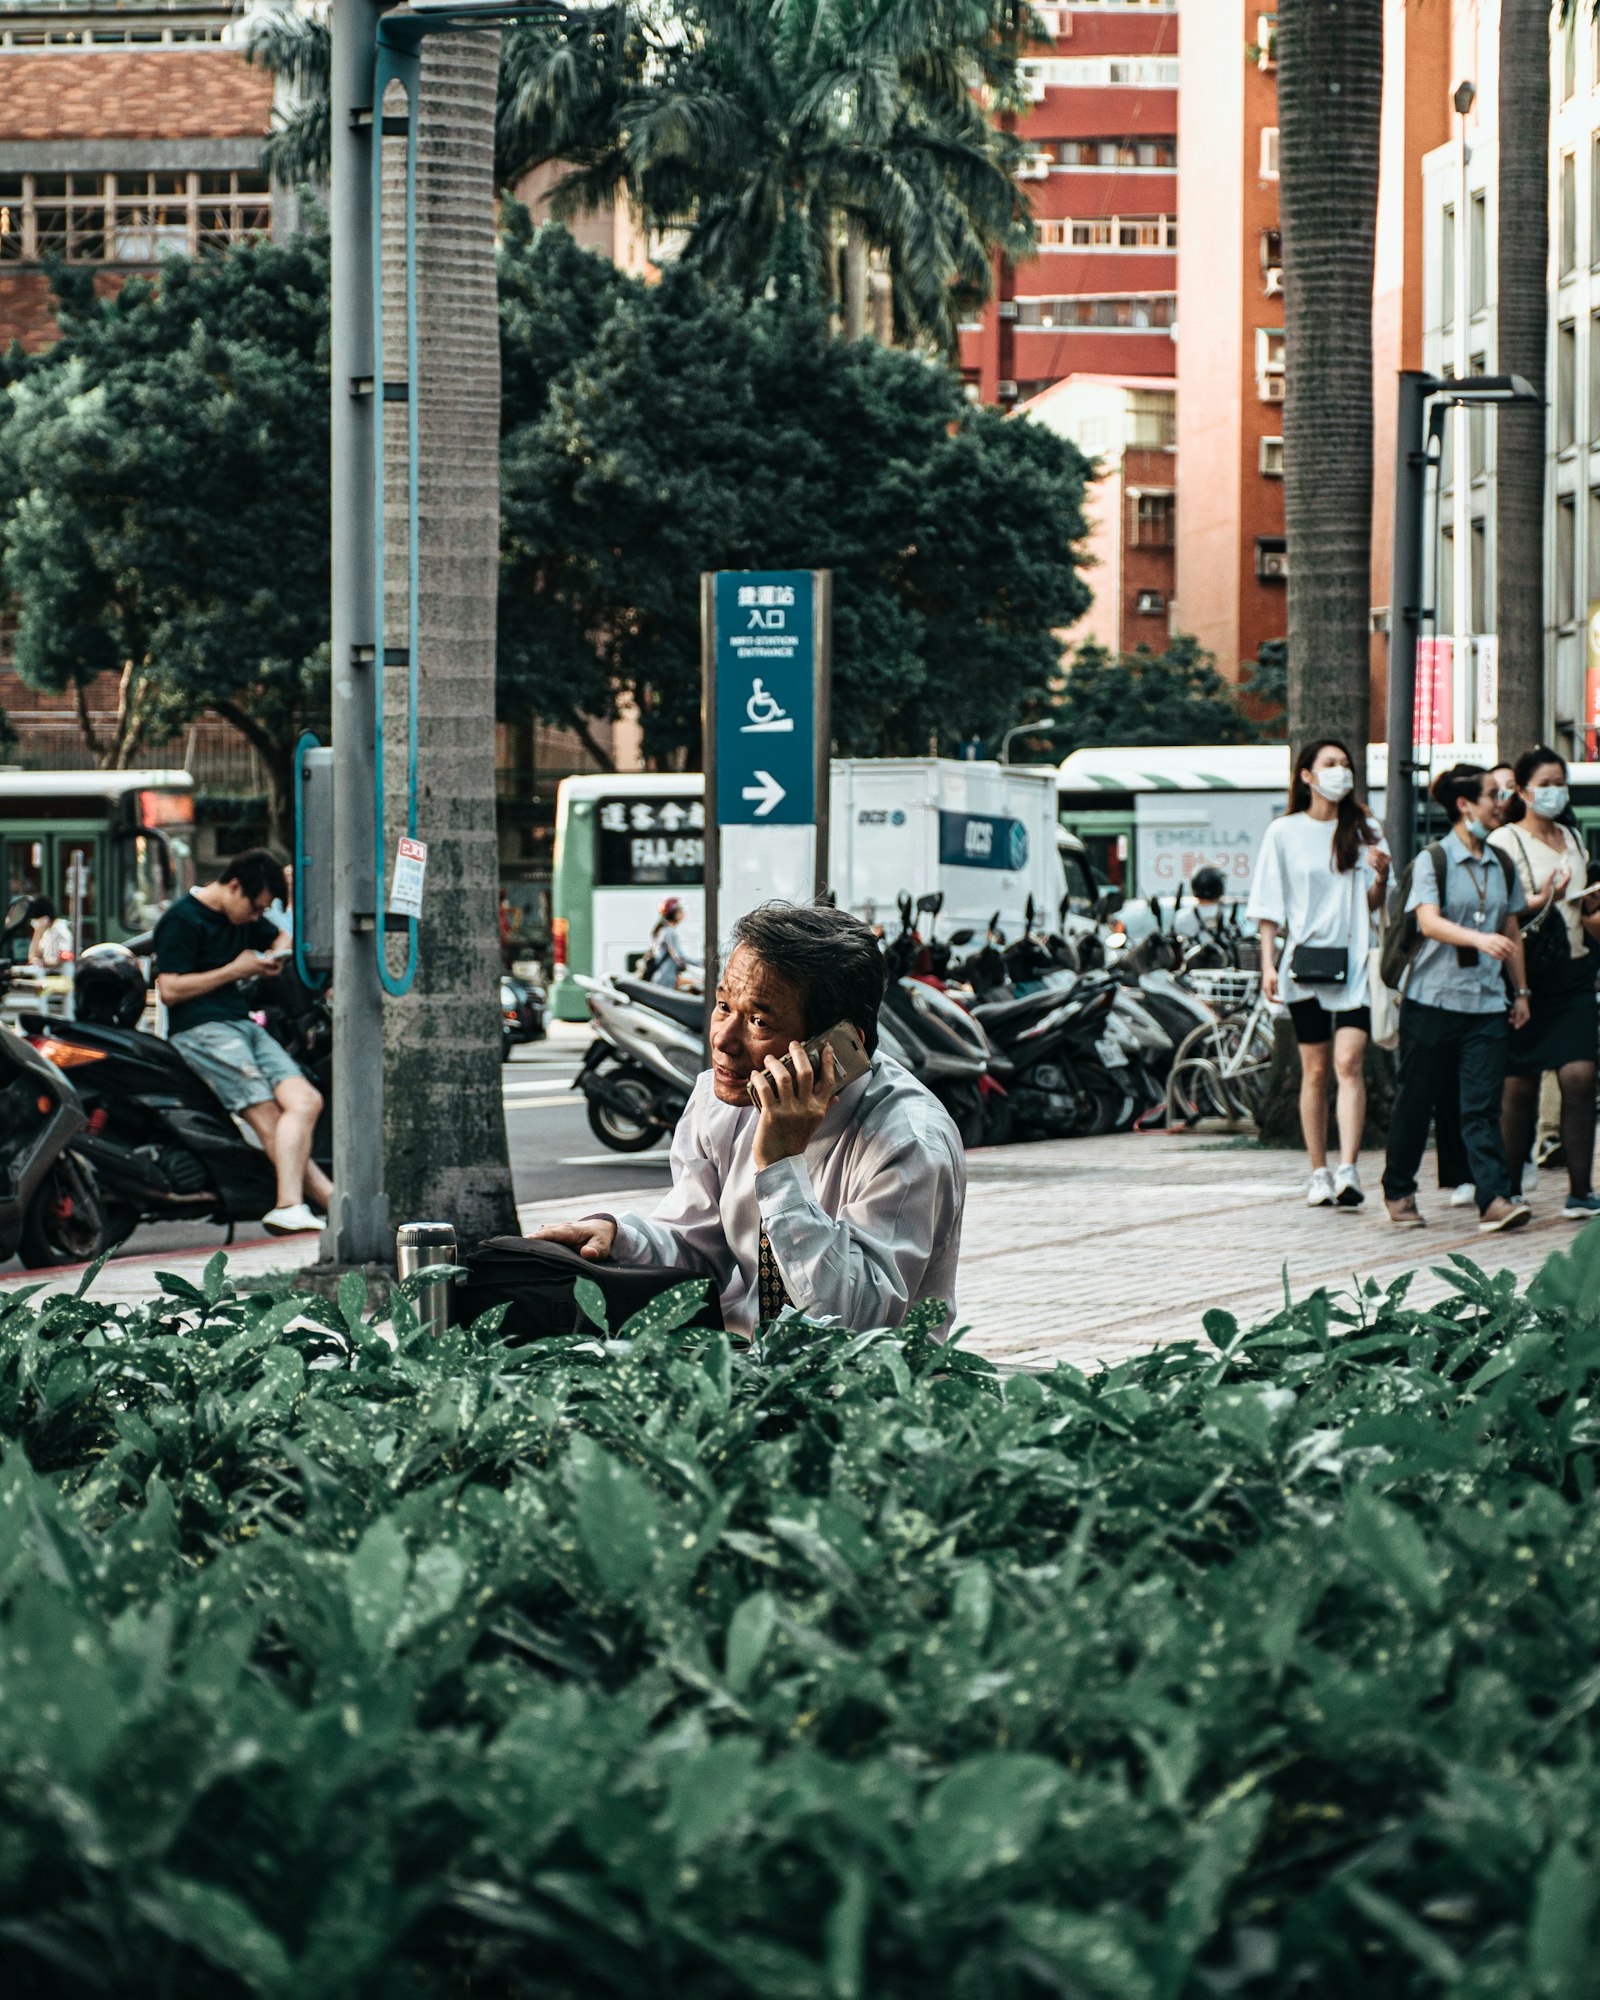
[{"left": 748, "top": 1020, "right": 871, "bottom": 1105}]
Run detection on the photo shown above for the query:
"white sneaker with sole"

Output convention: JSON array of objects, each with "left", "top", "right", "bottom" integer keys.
[
  {"left": 262, "top": 1203, "right": 321, "bottom": 1235},
  {"left": 1523, "top": 1161, "right": 1540, "bottom": 1195},
  {"left": 1306, "top": 1168, "right": 1335, "bottom": 1207},
  {"left": 1334, "top": 1164, "right": 1364, "bottom": 1209},
  {"left": 1449, "top": 1183, "right": 1477, "bottom": 1208}
]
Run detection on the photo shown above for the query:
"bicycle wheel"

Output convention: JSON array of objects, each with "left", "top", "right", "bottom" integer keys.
[
  {"left": 1211, "top": 1010, "right": 1274, "bottom": 1123},
  {"left": 1166, "top": 1023, "right": 1237, "bottom": 1126}
]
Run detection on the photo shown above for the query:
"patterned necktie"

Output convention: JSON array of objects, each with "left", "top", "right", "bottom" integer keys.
[{"left": 757, "top": 1228, "right": 792, "bottom": 1324}]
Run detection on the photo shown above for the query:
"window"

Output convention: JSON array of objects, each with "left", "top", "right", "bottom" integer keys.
[
  {"left": 1044, "top": 214, "right": 1177, "bottom": 249},
  {"left": 1558, "top": 495, "right": 1578, "bottom": 623},
  {"left": 1559, "top": 321, "right": 1578, "bottom": 449},
  {"left": 1562, "top": 153, "right": 1578, "bottom": 278},
  {"left": 1470, "top": 190, "right": 1488, "bottom": 311},
  {"left": 1471, "top": 519, "right": 1488, "bottom": 633},
  {"left": 1013, "top": 293, "right": 1175, "bottom": 328},
  {"left": 1255, "top": 536, "right": 1288, "bottom": 580},
  {"left": 1135, "top": 589, "right": 1166, "bottom": 616},
  {"left": 1438, "top": 526, "right": 1455, "bottom": 631},
  {"left": 1469, "top": 355, "right": 1488, "bottom": 478},
  {"left": 1130, "top": 490, "right": 1174, "bottom": 546},
  {"left": 1441, "top": 205, "right": 1455, "bottom": 327},
  {"left": 1589, "top": 491, "right": 1600, "bottom": 615},
  {"left": 1260, "top": 127, "right": 1280, "bottom": 179},
  {"left": 1260, "top": 435, "right": 1284, "bottom": 477},
  {"left": 1592, "top": 141, "right": 1600, "bottom": 267},
  {"left": 0, "top": 170, "right": 270, "bottom": 263},
  {"left": 1063, "top": 138, "right": 1177, "bottom": 168},
  {"left": 1127, "top": 389, "right": 1176, "bottom": 447},
  {"left": 1020, "top": 57, "right": 1179, "bottom": 89},
  {"left": 1254, "top": 327, "right": 1286, "bottom": 400},
  {"left": 1591, "top": 312, "right": 1600, "bottom": 440},
  {"left": 1565, "top": 12, "right": 1578, "bottom": 102}
]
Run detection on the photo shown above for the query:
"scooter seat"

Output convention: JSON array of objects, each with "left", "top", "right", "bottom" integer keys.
[
  {"left": 615, "top": 977, "right": 704, "bottom": 1034},
  {"left": 972, "top": 991, "right": 1069, "bottom": 1031}
]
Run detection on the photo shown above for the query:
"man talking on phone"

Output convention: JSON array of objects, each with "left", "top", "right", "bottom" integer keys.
[
  {"left": 152, "top": 848, "right": 330, "bottom": 1235},
  {"left": 534, "top": 903, "right": 968, "bottom": 1335}
]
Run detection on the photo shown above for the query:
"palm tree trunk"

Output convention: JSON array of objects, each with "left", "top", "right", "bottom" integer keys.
[
  {"left": 843, "top": 215, "right": 868, "bottom": 341},
  {"left": 1275, "top": 0, "right": 1383, "bottom": 752},
  {"left": 382, "top": 30, "right": 517, "bottom": 1243},
  {"left": 1496, "top": 0, "right": 1550, "bottom": 755}
]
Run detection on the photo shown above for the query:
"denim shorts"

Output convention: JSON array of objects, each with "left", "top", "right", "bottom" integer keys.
[{"left": 171, "top": 1019, "right": 306, "bottom": 1113}]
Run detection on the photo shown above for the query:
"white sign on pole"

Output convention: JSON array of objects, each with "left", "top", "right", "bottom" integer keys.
[
  {"left": 388, "top": 836, "right": 428, "bottom": 919},
  {"left": 1475, "top": 632, "right": 1499, "bottom": 741}
]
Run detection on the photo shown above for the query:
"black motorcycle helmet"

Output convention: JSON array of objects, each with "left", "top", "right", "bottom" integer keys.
[
  {"left": 74, "top": 942, "right": 147, "bottom": 1027},
  {"left": 1190, "top": 866, "right": 1227, "bottom": 903}
]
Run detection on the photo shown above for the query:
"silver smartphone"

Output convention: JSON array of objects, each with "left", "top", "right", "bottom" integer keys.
[{"left": 747, "top": 1020, "right": 870, "bottom": 1105}]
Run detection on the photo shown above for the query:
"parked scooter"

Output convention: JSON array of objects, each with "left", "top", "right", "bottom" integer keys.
[
  {"left": 0, "top": 895, "right": 113, "bottom": 1267},
  {"left": 22, "top": 942, "right": 331, "bottom": 1240},
  {"left": 882, "top": 895, "right": 997, "bottom": 1147},
  {"left": 572, "top": 970, "right": 700, "bottom": 1151}
]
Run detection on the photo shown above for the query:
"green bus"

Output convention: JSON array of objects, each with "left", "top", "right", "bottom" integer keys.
[
  {"left": 0, "top": 768, "right": 197, "bottom": 954},
  {"left": 550, "top": 774, "right": 705, "bottom": 1021}
]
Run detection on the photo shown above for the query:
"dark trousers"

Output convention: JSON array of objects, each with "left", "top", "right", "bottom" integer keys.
[
  {"left": 1434, "top": 1055, "right": 1468, "bottom": 1187},
  {"left": 1384, "top": 1001, "right": 1511, "bottom": 1213}
]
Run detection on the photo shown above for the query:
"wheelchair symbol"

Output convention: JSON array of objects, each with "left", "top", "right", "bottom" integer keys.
[{"left": 740, "top": 678, "right": 795, "bottom": 735}]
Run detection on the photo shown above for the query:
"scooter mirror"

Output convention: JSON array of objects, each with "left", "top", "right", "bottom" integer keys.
[
  {"left": 898, "top": 892, "right": 913, "bottom": 926},
  {"left": 1025, "top": 894, "right": 1036, "bottom": 930},
  {"left": 949, "top": 929, "right": 975, "bottom": 946},
  {"left": 916, "top": 892, "right": 940, "bottom": 915},
  {"left": 3, "top": 893, "right": 31, "bottom": 933}
]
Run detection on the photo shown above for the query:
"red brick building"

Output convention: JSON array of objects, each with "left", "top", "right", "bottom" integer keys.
[
  {"left": 960, "top": 0, "right": 1178, "bottom": 410},
  {"left": 0, "top": 0, "right": 276, "bottom": 780}
]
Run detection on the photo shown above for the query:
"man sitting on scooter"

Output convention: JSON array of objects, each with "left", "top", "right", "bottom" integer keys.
[
  {"left": 533, "top": 902, "right": 967, "bottom": 1336},
  {"left": 152, "top": 849, "right": 330, "bottom": 1237}
]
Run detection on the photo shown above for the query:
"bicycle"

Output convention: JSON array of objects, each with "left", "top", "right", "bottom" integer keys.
[{"left": 1166, "top": 972, "right": 1276, "bottom": 1128}]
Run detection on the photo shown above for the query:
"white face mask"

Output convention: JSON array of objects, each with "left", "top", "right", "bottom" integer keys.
[
  {"left": 1532, "top": 783, "right": 1570, "bottom": 819},
  {"left": 1311, "top": 766, "right": 1354, "bottom": 804}
]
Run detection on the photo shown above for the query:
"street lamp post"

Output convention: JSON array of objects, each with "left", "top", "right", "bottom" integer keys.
[
  {"left": 1384, "top": 370, "right": 1540, "bottom": 878},
  {"left": 1000, "top": 718, "right": 1059, "bottom": 764}
]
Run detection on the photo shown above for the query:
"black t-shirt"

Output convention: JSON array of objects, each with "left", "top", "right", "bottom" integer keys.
[{"left": 153, "top": 892, "right": 276, "bottom": 1034}]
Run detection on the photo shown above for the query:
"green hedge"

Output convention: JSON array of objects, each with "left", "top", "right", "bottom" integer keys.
[{"left": 4, "top": 1236, "right": 1600, "bottom": 1998}]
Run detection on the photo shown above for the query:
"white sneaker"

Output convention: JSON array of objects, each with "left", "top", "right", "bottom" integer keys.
[
  {"left": 1334, "top": 1164, "right": 1364, "bottom": 1209},
  {"left": 262, "top": 1202, "right": 321, "bottom": 1235},
  {"left": 1307, "top": 1168, "right": 1335, "bottom": 1207},
  {"left": 1449, "top": 1183, "right": 1478, "bottom": 1208},
  {"left": 1522, "top": 1161, "right": 1540, "bottom": 1195}
]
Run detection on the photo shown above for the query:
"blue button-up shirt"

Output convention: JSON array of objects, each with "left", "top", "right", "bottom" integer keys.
[{"left": 1404, "top": 827, "right": 1527, "bottom": 1014}]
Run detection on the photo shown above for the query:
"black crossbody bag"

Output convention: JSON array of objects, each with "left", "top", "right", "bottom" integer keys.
[{"left": 1288, "top": 865, "right": 1361, "bottom": 986}]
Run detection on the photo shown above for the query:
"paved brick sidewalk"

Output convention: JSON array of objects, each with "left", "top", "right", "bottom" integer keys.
[
  {"left": 5, "top": 1131, "right": 1576, "bottom": 1368},
  {"left": 510, "top": 1128, "right": 1574, "bottom": 1368}
]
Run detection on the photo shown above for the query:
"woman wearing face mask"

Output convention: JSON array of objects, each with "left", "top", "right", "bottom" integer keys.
[
  {"left": 1488, "top": 747, "right": 1600, "bottom": 1219},
  {"left": 1249, "top": 739, "right": 1390, "bottom": 1209}
]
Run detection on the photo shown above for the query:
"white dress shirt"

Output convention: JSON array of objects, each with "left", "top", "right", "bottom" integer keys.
[{"left": 603, "top": 1053, "right": 967, "bottom": 1337}]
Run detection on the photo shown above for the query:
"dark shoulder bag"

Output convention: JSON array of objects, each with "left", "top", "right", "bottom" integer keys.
[{"left": 1510, "top": 831, "right": 1582, "bottom": 995}]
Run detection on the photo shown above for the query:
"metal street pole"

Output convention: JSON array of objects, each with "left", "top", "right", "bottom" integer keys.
[
  {"left": 1000, "top": 719, "right": 1058, "bottom": 764},
  {"left": 327, "top": 0, "right": 390, "bottom": 1265},
  {"left": 1385, "top": 370, "right": 1432, "bottom": 879}
]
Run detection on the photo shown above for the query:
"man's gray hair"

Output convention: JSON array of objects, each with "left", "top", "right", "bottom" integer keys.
[{"left": 729, "top": 903, "right": 887, "bottom": 1053}]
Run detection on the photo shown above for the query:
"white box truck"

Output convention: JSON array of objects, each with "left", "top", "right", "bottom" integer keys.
[{"left": 829, "top": 758, "right": 1066, "bottom": 937}]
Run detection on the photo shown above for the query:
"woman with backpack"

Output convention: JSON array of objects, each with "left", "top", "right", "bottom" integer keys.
[
  {"left": 1249, "top": 738, "right": 1390, "bottom": 1210},
  {"left": 1381, "top": 764, "right": 1532, "bottom": 1233},
  {"left": 1489, "top": 746, "right": 1600, "bottom": 1220}
]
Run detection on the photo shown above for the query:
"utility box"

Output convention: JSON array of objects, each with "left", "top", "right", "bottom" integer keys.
[{"left": 295, "top": 744, "right": 335, "bottom": 973}]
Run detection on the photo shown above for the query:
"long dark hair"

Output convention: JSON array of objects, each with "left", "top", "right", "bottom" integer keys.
[
  {"left": 1514, "top": 745, "right": 1580, "bottom": 831},
  {"left": 1289, "top": 737, "right": 1379, "bottom": 874}
]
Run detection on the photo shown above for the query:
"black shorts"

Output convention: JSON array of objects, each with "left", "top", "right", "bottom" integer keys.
[{"left": 1288, "top": 998, "right": 1372, "bottom": 1046}]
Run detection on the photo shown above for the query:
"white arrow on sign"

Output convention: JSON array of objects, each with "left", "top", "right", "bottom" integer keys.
[{"left": 741, "top": 769, "right": 786, "bottom": 817}]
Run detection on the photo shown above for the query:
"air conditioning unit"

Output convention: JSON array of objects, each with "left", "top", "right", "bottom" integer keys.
[
  {"left": 1256, "top": 13, "right": 1277, "bottom": 68},
  {"left": 1017, "top": 152, "right": 1052, "bottom": 181},
  {"left": 1022, "top": 69, "right": 1047, "bottom": 102},
  {"left": 1259, "top": 550, "right": 1290, "bottom": 580},
  {"left": 1135, "top": 590, "right": 1165, "bottom": 615},
  {"left": 997, "top": 299, "right": 1018, "bottom": 320},
  {"left": 1260, "top": 375, "right": 1287, "bottom": 403},
  {"left": 998, "top": 380, "right": 1019, "bottom": 400},
  {"left": 1264, "top": 265, "right": 1283, "bottom": 296}
]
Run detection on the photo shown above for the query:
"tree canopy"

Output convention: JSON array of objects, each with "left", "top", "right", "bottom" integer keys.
[
  {"left": 1055, "top": 635, "right": 1263, "bottom": 753},
  {"left": 0, "top": 238, "right": 330, "bottom": 838},
  {"left": 496, "top": 216, "right": 1093, "bottom": 764}
]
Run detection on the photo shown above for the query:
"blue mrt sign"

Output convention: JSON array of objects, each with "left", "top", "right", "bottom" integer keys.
[{"left": 712, "top": 571, "right": 816, "bottom": 826}]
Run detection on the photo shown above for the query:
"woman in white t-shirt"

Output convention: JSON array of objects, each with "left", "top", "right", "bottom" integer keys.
[{"left": 1247, "top": 739, "right": 1391, "bottom": 1210}]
